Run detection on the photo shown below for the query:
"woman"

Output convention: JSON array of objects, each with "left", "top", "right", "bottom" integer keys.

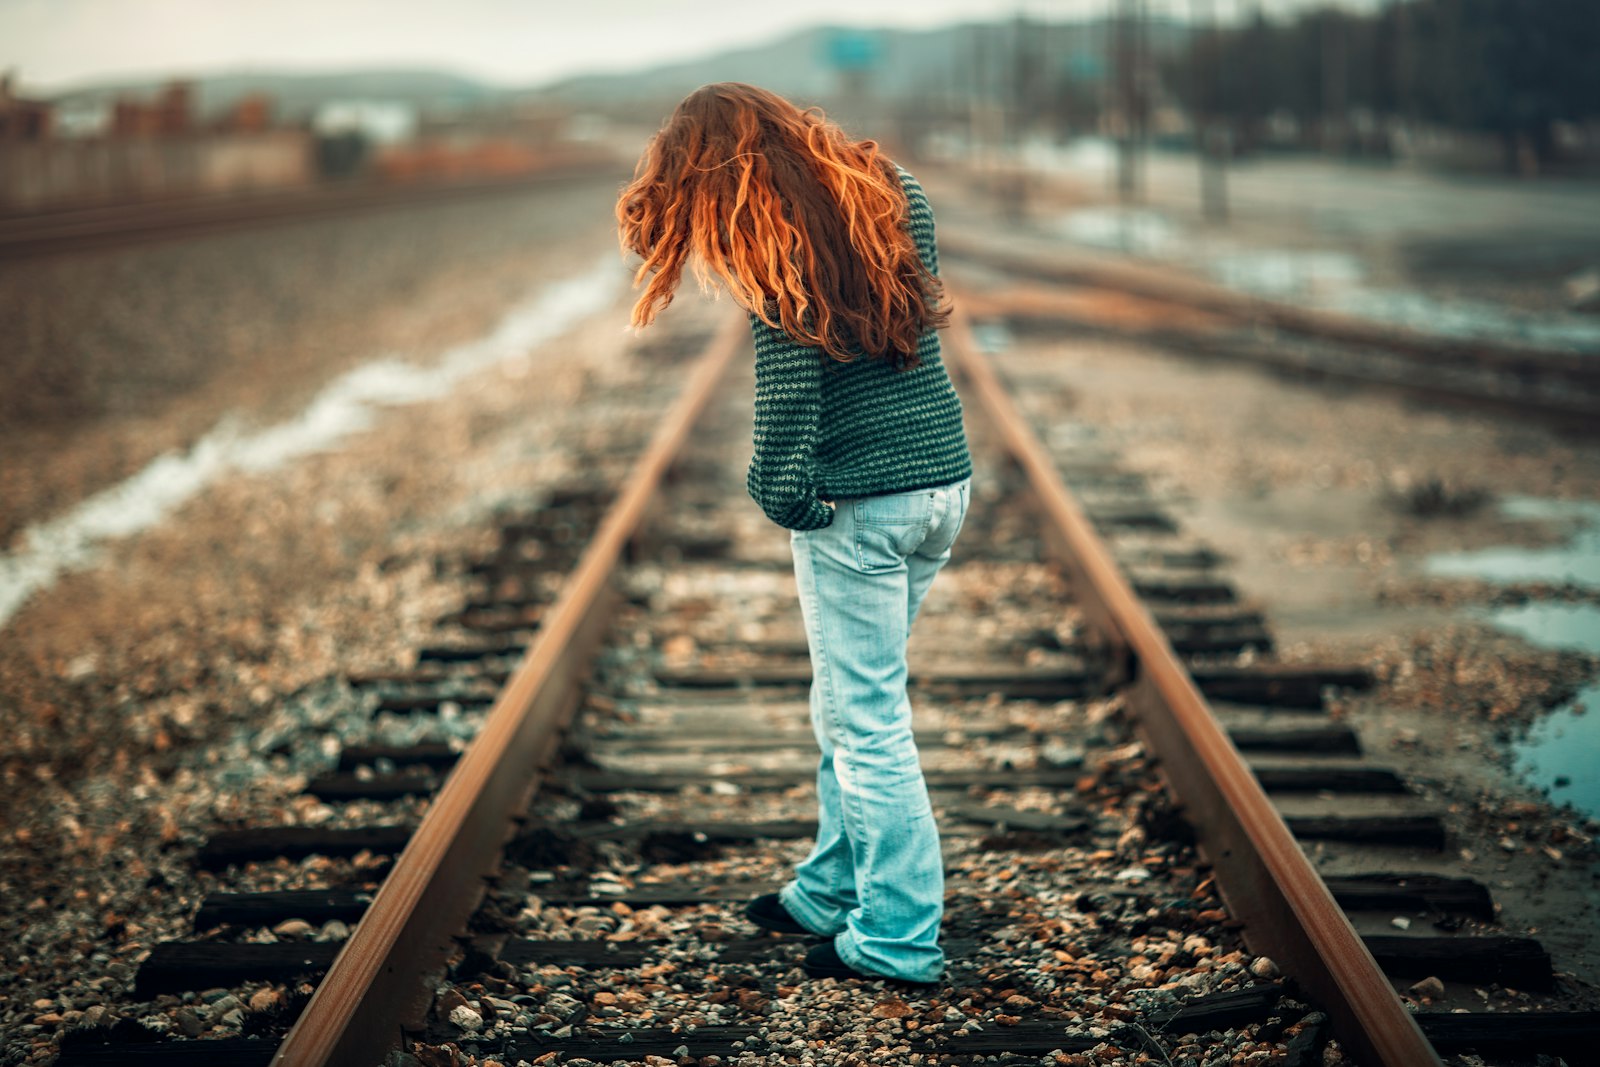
[{"left": 616, "top": 82, "right": 971, "bottom": 987}]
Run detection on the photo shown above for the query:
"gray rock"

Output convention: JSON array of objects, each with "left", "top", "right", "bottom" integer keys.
[
  {"left": 1408, "top": 976, "right": 1445, "bottom": 1000},
  {"left": 207, "top": 995, "right": 242, "bottom": 1017},
  {"left": 544, "top": 992, "right": 583, "bottom": 1018},
  {"left": 1566, "top": 268, "right": 1600, "bottom": 311}
]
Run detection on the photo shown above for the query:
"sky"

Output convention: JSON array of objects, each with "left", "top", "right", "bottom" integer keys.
[{"left": 2, "top": 0, "right": 1371, "bottom": 94}]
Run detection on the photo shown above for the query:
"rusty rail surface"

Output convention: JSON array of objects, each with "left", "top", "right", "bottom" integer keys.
[
  {"left": 0, "top": 160, "right": 625, "bottom": 261},
  {"left": 270, "top": 315, "right": 744, "bottom": 1067},
  {"left": 957, "top": 282, "right": 1600, "bottom": 428},
  {"left": 942, "top": 298, "right": 1444, "bottom": 1067},
  {"left": 940, "top": 232, "right": 1597, "bottom": 382}
]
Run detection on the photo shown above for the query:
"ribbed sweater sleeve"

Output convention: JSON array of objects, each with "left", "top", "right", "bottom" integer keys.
[
  {"left": 747, "top": 312, "right": 835, "bottom": 530},
  {"left": 896, "top": 165, "right": 940, "bottom": 277}
]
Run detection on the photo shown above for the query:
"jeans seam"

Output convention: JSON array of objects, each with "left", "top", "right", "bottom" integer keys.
[
  {"left": 804, "top": 529, "right": 876, "bottom": 924},
  {"left": 795, "top": 533, "right": 865, "bottom": 930},
  {"left": 798, "top": 539, "right": 846, "bottom": 907}
]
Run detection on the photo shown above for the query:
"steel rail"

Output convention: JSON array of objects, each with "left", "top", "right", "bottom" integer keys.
[
  {"left": 0, "top": 161, "right": 624, "bottom": 261},
  {"left": 940, "top": 233, "right": 1599, "bottom": 383},
  {"left": 958, "top": 284, "right": 1600, "bottom": 428},
  {"left": 270, "top": 314, "right": 745, "bottom": 1067},
  {"left": 942, "top": 297, "right": 1443, "bottom": 1067}
]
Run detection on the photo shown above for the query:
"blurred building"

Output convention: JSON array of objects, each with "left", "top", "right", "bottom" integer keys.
[
  {"left": 309, "top": 99, "right": 419, "bottom": 178},
  {"left": 0, "top": 71, "right": 53, "bottom": 139},
  {"left": 370, "top": 101, "right": 611, "bottom": 182},
  {"left": 219, "top": 92, "right": 274, "bottom": 134},
  {"left": 0, "top": 77, "right": 313, "bottom": 211},
  {"left": 312, "top": 99, "right": 419, "bottom": 145},
  {"left": 1, "top": 72, "right": 618, "bottom": 210},
  {"left": 111, "top": 80, "right": 194, "bottom": 136},
  {"left": 50, "top": 98, "right": 113, "bottom": 139}
]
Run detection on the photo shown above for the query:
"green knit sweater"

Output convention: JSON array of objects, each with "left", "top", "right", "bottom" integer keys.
[{"left": 747, "top": 162, "right": 972, "bottom": 530}]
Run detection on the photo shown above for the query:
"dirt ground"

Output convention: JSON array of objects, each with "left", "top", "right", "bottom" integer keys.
[
  {"left": 980, "top": 322, "right": 1600, "bottom": 1000},
  {"left": 3, "top": 150, "right": 1597, "bottom": 1060},
  {"left": 0, "top": 200, "right": 732, "bottom": 1061},
  {"left": 0, "top": 168, "right": 631, "bottom": 546}
]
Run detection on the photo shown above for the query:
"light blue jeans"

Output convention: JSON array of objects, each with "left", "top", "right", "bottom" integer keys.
[{"left": 778, "top": 476, "right": 971, "bottom": 983}]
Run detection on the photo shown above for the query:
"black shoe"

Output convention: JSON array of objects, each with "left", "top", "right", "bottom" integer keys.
[
  {"left": 801, "top": 940, "right": 941, "bottom": 987},
  {"left": 743, "top": 892, "right": 812, "bottom": 935}
]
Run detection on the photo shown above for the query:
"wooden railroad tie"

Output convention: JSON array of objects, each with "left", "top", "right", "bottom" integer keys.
[
  {"left": 650, "top": 661, "right": 1372, "bottom": 708},
  {"left": 188, "top": 871, "right": 1499, "bottom": 933},
  {"left": 49, "top": 1010, "right": 1600, "bottom": 1066}
]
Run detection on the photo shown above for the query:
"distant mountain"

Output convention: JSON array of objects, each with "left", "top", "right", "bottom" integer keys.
[
  {"left": 524, "top": 17, "right": 1191, "bottom": 111},
  {"left": 48, "top": 68, "right": 498, "bottom": 120},
  {"left": 40, "top": 16, "right": 1192, "bottom": 123},
  {"left": 533, "top": 25, "right": 890, "bottom": 105}
]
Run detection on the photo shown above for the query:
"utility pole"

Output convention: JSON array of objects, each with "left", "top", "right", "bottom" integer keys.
[
  {"left": 1005, "top": 7, "right": 1032, "bottom": 221},
  {"left": 1393, "top": 0, "right": 1415, "bottom": 160},
  {"left": 1321, "top": 1, "right": 1348, "bottom": 154},
  {"left": 969, "top": 24, "right": 987, "bottom": 182},
  {"left": 1113, "top": 0, "right": 1145, "bottom": 202},
  {"left": 1192, "top": 0, "right": 1228, "bottom": 222},
  {"left": 1134, "top": 0, "right": 1149, "bottom": 198}
]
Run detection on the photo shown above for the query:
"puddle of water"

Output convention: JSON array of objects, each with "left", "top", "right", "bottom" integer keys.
[
  {"left": 1204, "top": 249, "right": 1366, "bottom": 301},
  {"left": 1511, "top": 682, "right": 1600, "bottom": 817},
  {"left": 1053, "top": 207, "right": 1179, "bottom": 256},
  {"left": 1332, "top": 287, "right": 1600, "bottom": 354},
  {"left": 1021, "top": 134, "right": 1119, "bottom": 175},
  {"left": 1481, "top": 601, "right": 1600, "bottom": 650},
  {"left": 1480, "top": 599, "right": 1600, "bottom": 816},
  {"left": 1433, "top": 498, "right": 1600, "bottom": 816},
  {"left": 970, "top": 320, "right": 1014, "bottom": 354},
  {"left": 1051, "top": 199, "right": 1600, "bottom": 354},
  {"left": 0, "top": 252, "right": 624, "bottom": 629},
  {"left": 1486, "top": 600, "right": 1600, "bottom": 819},
  {"left": 1424, "top": 496, "right": 1600, "bottom": 587}
]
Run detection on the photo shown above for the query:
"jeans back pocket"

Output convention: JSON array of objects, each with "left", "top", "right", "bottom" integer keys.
[
  {"left": 853, "top": 491, "right": 934, "bottom": 571},
  {"left": 852, "top": 493, "right": 927, "bottom": 527}
]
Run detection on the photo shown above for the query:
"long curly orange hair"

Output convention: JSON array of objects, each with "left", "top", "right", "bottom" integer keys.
[{"left": 616, "top": 82, "right": 949, "bottom": 369}]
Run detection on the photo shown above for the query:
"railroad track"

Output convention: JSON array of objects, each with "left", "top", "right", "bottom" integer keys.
[
  {"left": 941, "top": 235, "right": 1600, "bottom": 429},
  {"left": 48, "top": 306, "right": 1598, "bottom": 1067},
  {"left": 0, "top": 160, "right": 624, "bottom": 261}
]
